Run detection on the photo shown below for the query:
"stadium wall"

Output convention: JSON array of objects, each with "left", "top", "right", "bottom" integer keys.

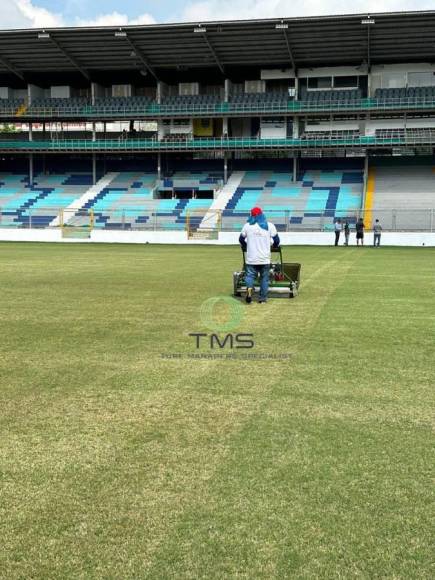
[{"left": 0, "top": 228, "right": 434, "bottom": 246}]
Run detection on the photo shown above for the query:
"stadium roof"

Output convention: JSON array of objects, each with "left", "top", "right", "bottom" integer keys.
[{"left": 1, "top": 11, "right": 435, "bottom": 82}]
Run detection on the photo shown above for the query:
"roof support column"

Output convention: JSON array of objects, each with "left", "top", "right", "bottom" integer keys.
[
  {"left": 292, "top": 155, "right": 297, "bottom": 183},
  {"left": 157, "top": 81, "right": 168, "bottom": 105},
  {"left": 224, "top": 79, "right": 232, "bottom": 103},
  {"left": 29, "top": 153, "right": 34, "bottom": 187},
  {"left": 92, "top": 153, "right": 97, "bottom": 186},
  {"left": 91, "top": 83, "right": 105, "bottom": 105}
]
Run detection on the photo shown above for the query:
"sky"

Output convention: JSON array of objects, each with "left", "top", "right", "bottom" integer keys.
[{"left": 0, "top": 0, "right": 434, "bottom": 29}]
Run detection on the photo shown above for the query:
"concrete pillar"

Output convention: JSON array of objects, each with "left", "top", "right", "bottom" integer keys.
[
  {"left": 292, "top": 117, "right": 299, "bottom": 139},
  {"left": 362, "top": 154, "right": 369, "bottom": 211},
  {"left": 224, "top": 79, "right": 232, "bottom": 102},
  {"left": 157, "top": 153, "right": 161, "bottom": 180},
  {"left": 92, "top": 122, "right": 96, "bottom": 142},
  {"left": 223, "top": 117, "right": 228, "bottom": 138},
  {"left": 92, "top": 153, "right": 97, "bottom": 185},
  {"left": 292, "top": 156, "right": 297, "bottom": 183},
  {"left": 294, "top": 77, "right": 299, "bottom": 100},
  {"left": 157, "top": 82, "right": 168, "bottom": 105},
  {"left": 224, "top": 152, "right": 228, "bottom": 184},
  {"left": 29, "top": 122, "right": 33, "bottom": 142},
  {"left": 91, "top": 82, "right": 105, "bottom": 105},
  {"left": 29, "top": 153, "right": 34, "bottom": 186}
]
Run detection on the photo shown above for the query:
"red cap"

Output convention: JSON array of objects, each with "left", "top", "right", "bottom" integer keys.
[{"left": 251, "top": 207, "right": 262, "bottom": 217}]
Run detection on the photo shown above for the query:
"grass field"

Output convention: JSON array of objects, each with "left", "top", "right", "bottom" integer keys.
[{"left": 0, "top": 242, "right": 434, "bottom": 579}]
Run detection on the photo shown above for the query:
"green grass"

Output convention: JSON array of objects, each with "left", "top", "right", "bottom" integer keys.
[{"left": 0, "top": 242, "right": 434, "bottom": 579}]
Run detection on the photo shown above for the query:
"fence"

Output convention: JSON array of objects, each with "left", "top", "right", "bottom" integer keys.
[
  {"left": 1, "top": 208, "right": 434, "bottom": 233},
  {"left": 3, "top": 97, "right": 435, "bottom": 119}
]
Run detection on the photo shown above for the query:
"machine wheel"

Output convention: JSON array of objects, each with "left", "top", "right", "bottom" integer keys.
[{"left": 233, "top": 272, "right": 242, "bottom": 297}]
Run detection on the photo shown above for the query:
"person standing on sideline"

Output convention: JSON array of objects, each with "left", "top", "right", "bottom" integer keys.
[
  {"left": 334, "top": 218, "right": 342, "bottom": 246},
  {"left": 356, "top": 217, "right": 365, "bottom": 246},
  {"left": 239, "top": 207, "right": 280, "bottom": 304},
  {"left": 373, "top": 219, "right": 382, "bottom": 247},
  {"left": 344, "top": 220, "right": 350, "bottom": 246}
]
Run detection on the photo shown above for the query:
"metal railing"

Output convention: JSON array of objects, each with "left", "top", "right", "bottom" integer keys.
[
  {"left": 1, "top": 134, "right": 435, "bottom": 151},
  {"left": 3, "top": 96, "right": 435, "bottom": 119},
  {"left": 1, "top": 208, "right": 434, "bottom": 233}
]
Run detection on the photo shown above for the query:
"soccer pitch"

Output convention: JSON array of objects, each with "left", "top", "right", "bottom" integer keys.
[{"left": 0, "top": 242, "right": 434, "bottom": 579}]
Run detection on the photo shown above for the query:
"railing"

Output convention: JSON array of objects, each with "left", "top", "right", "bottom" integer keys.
[
  {"left": 2, "top": 96, "right": 435, "bottom": 119},
  {"left": 1, "top": 208, "right": 434, "bottom": 233},
  {"left": 0, "top": 134, "right": 435, "bottom": 151}
]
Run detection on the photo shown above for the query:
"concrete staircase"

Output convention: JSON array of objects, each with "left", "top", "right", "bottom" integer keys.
[
  {"left": 49, "top": 172, "right": 119, "bottom": 227},
  {"left": 198, "top": 171, "right": 245, "bottom": 230}
]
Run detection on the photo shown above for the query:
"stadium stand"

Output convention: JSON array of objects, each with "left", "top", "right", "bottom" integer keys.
[
  {"left": 0, "top": 98, "right": 26, "bottom": 115},
  {"left": 0, "top": 173, "right": 93, "bottom": 227},
  {"left": 221, "top": 166, "right": 364, "bottom": 231},
  {"left": 27, "top": 97, "right": 90, "bottom": 114},
  {"left": 0, "top": 12, "right": 434, "bottom": 237},
  {"left": 300, "top": 89, "right": 362, "bottom": 104},
  {"left": 374, "top": 86, "right": 435, "bottom": 102},
  {"left": 369, "top": 161, "right": 435, "bottom": 229},
  {"left": 229, "top": 90, "right": 289, "bottom": 108},
  {"left": 161, "top": 94, "right": 221, "bottom": 109},
  {"left": 78, "top": 171, "right": 219, "bottom": 230}
]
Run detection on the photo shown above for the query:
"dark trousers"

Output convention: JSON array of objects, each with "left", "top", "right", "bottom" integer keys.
[
  {"left": 374, "top": 233, "right": 381, "bottom": 247},
  {"left": 335, "top": 231, "right": 340, "bottom": 246}
]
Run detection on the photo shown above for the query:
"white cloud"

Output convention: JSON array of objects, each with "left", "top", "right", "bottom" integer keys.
[
  {"left": 76, "top": 11, "right": 155, "bottom": 27},
  {"left": 15, "top": 0, "right": 65, "bottom": 27},
  {"left": 0, "top": 0, "right": 434, "bottom": 32},
  {"left": 180, "top": 0, "right": 435, "bottom": 22},
  {"left": 0, "top": 1, "right": 155, "bottom": 30}
]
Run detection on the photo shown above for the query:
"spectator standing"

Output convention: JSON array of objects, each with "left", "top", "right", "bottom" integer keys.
[
  {"left": 334, "top": 219, "right": 342, "bottom": 246},
  {"left": 356, "top": 218, "right": 365, "bottom": 246},
  {"left": 344, "top": 221, "right": 350, "bottom": 246},
  {"left": 373, "top": 219, "right": 382, "bottom": 247}
]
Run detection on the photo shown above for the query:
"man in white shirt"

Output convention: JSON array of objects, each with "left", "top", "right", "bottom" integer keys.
[{"left": 239, "top": 207, "right": 280, "bottom": 304}]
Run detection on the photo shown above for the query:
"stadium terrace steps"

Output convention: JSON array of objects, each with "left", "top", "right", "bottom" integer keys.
[
  {"left": 221, "top": 169, "right": 364, "bottom": 231},
  {"left": 369, "top": 164, "right": 435, "bottom": 229},
  {"left": 198, "top": 171, "right": 245, "bottom": 230},
  {"left": 0, "top": 173, "right": 94, "bottom": 228},
  {"left": 49, "top": 172, "right": 119, "bottom": 227}
]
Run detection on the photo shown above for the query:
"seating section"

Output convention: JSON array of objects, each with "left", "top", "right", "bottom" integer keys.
[
  {"left": 161, "top": 94, "right": 220, "bottom": 109},
  {"left": 161, "top": 170, "right": 223, "bottom": 189},
  {"left": 301, "top": 89, "right": 362, "bottom": 104},
  {"left": 370, "top": 164, "right": 435, "bottom": 229},
  {"left": 229, "top": 90, "right": 289, "bottom": 108},
  {"left": 222, "top": 168, "right": 364, "bottom": 230},
  {"left": 0, "top": 98, "right": 25, "bottom": 115},
  {"left": 28, "top": 97, "right": 90, "bottom": 113},
  {"left": 83, "top": 172, "right": 215, "bottom": 230},
  {"left": 92, "top": 96, "right": 153, "bottom": 113},
  {"left": 375, "top": 86, "right": 435, "bottom": 101},
  {"left": 0, "top": 173, "right": 93, "bottom": 227}
]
